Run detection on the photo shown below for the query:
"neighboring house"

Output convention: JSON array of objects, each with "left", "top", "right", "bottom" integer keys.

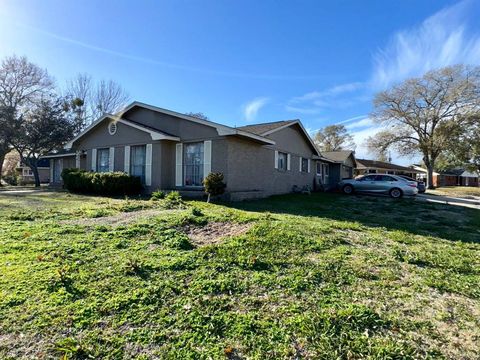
[
  {"left": 355, "top": 159, "right": 421, "bottom": 178},
  {"left": 16, "top": 158, "right": 50, "bottom": 184},
  {"left": 321, "top": 150, "right": 356, "bottom": 185},
  {"left": 44, "top": 101, "right": 333, "bottom": 200},
  {"left": 411, "top": 165, "right": 479, "bottom": 187}
]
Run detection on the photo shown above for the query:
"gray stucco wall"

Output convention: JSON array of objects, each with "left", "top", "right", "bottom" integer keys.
[{"left": 124, "top": 107, "right": 219, "bottom": 141}]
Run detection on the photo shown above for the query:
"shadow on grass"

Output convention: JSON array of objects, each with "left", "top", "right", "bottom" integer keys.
[{"left": 225, "top": 192, "right": 480, "bottom": 244}]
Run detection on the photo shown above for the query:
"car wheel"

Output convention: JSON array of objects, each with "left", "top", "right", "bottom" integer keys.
[
  {"left": 389, "top": 188, "right": 402, "bottom": 198},
  {"left": 342, "top": 184, "right": 354, "bottom": 195}
]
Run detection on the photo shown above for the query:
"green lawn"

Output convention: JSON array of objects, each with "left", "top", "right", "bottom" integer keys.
[{"left": 0, "top": 191, "right": 479, "bottom": 359}]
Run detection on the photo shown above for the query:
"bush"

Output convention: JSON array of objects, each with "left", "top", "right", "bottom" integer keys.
[
  {"left": 151, "top": 190, "right": 166, "bottom": 200},
  {"left": 203, "top": 172, "right": 226, "bottom": 202},
  {"left": 2, "top": 174, "right": 18, "bottom": 186},
  {"left": 61, "top": 168, "right": 142, "bottom": 196},
  {"left": 164, "top": 191, "right": 184, "bottom": 209}
]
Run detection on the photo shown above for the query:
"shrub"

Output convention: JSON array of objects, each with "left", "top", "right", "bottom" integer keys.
[
  {"left": 203, "top": 172, "right": 226, "bottom": 202},
  {"left": 61, "top": 168, "right": 142, "bottom": 196},
  {"left": 164, "top": 191, "right": 184, "bottom": 209},
  {"left": 151, "top": 190, "right": 166, "bottom": 200},
  {"left": 2, "top": 174, "right": 18, "bottom": 186}
]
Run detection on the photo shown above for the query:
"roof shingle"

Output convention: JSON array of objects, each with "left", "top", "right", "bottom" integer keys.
[{"left": 237, "top": 120, "right": 297, "bottom": 135}]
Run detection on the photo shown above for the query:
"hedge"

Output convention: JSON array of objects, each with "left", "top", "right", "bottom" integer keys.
[{"left": 61, "top": 168, "right": 143, "bottom": 195}]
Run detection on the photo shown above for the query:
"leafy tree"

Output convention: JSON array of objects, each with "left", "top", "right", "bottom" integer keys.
[
  {"left": 442, "top": 114, "right": 480, "bottom": 173},
  {"left": 8, "top": 97, "right": 75, "bottom": 187},
  {"left": 203, "top": 172, "right": 226, "bottom": 202},
  {"left": 367, "top": 65, "right": 480, "bottom": 189},
  {"left": 313, "top": 124, "right": 355, "bottom": 152},
  {"left": 0, "top": 55, "right": 54, "bottom": 182},
  {"left": 65, "top": 73, "right": 130, "bottom": 131}
]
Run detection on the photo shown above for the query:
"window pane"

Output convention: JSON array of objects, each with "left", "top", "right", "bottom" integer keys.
[
  {"left": 277, "top": 152, "right": 287, "bottom": 170},
  {"left": 97, "top": 148, "right": 110, "bottom": 172},
  {"left": 184, "top": 142, "right": 204, "bottom": 186},
  {"left": 130, "top": 145, "right": 146, "bottom": 183}
]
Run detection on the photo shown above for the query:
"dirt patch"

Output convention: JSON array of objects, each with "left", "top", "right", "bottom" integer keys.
[
  {"left": 183, "top": 222, "right": 253, "bottom": 246},
  {"left": 62, "top": 209, "right": 175, "bottom": 227}
]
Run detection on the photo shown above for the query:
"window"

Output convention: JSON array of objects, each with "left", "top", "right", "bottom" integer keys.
[
  {"left": 316, "top": 162, "right": 322, "bottom": 176},
  {"left": 277, "top": 152, "right": 287, "bottom": 171},
  {"left": 97, "top": 148, "right": 110, "bottom": 173},
  {"left": 301, "top": 158, "right": 308, "bottom": 172},
  {"left": 376, "top": 175, "right": 397, "bottom": 182},
  {"left": 323, "top": 163, "right": 329, "bottom": 176},
  {"left": 386, "top": 170, "right": 395, "bottom": 175},
  {"left": 22, "top": 168, "right": 33, "bottom": 176},
  {"left": 367, "top": 169, "right": 377, "bottom": 174},
  {"left": 130, "top": 145, "right": 146, "bottom": 183},
  {"left": 361, "top": 175, "right": 377, "bottom": 181},
  {"left": 184, "top": 142, "right": 204, "bottom": 186}
]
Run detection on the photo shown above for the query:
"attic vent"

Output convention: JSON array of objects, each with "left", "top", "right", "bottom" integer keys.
[{"left": 108, "top": 122, "right": 117, "bottom": 135}]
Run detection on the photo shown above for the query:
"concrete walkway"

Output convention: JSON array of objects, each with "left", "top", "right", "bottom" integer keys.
[{"left": 417, "top": 193, "right": 480, "bottom": 210}]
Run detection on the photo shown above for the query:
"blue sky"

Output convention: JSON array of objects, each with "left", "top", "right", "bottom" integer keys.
[{"left": 1, "top": 0, "right": 480, "bottom": 163}]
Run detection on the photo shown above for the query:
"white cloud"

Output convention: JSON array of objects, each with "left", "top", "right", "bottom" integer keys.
[
  {"left": 286, "top": 82, "right": 366, "bottom": 114},
  {"left": 345, "top": 117, "right": 373, "bottom": 130},
  {"left": 372, "top": 0, "right": 480, "bottom": 89},
  {"left": 243, "top": 97, "right": 269, "bottom": 122}
]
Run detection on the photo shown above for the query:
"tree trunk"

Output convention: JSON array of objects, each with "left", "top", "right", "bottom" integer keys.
[
  {"left": 31, "top": 165, "right": 41, "bottom": 187},
  {"left": 426, "top": 165, "right": 435, "bottom": 189},
  {"left": 0, "top": 150, "right": 5, "bottom": 186}
]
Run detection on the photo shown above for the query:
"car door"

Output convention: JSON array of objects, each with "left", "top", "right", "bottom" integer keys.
[
  {"left": 376, "top": 175, "right": 397, "bottom": 193},
  {"left": 355, "top": 175, "right": 377, "bottom": 192}
]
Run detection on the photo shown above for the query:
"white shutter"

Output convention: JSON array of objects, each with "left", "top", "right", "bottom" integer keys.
[
  {"left": 124, "top": 146, "right": 130, "bottom": 174},
  {"left": 299, "top": 157, "right": 302, "bottom": 172},
  {"left": 274, "top": 151, "right": 279, "bottom": 169},
  {"left": 203, "top": 140, "right": 212, "bottom": 178},
  {"left": 91, "top": 148, "right": 97, "bottom": 171},
  {"left": 75, "top": 151, "right": 81, "bottom": 169},
  {"left": 307, "top": 159, "right": 311, "bottom": 173},
  {"left": 145, "top": 144, "right": 152, "bottom": 186},
  {"left": 287, "top": 153, "right": 291, "bottom": 171},
  {"left": 109, "top": 147, "right": 115, "bottom": 172},
  {"left": 175, "top": 143, "right": 183, "bottom": 186}
]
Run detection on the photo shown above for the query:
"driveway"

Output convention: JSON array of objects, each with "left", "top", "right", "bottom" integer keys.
[{"left": 417, "top": 193, "right": 480, "bottom": 210}]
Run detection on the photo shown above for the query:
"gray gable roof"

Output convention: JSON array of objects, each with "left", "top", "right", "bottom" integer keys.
[
  {"left": 321, "top": 150, "right": 355, "bottom": 163},
  {"left": 237, "top": 120, "right": 297, "bottom": 136}
]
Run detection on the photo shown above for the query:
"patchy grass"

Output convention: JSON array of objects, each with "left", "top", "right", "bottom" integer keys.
[
  {"left": 0, "top": 190, "right": 479, "bottom": 359},
  {"left": 428, "top": 186, "right": 480, "bottom": 198}
]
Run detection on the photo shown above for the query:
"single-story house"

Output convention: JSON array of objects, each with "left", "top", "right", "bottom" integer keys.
[
  {"left": 355, "top": 159, "right": 421, "bottom": 178},
  {"left": 16, "top": 158, "right": 50, "bottom": 184},
  {"left": 44, "top": 101, "right": 335, "bottom": 200},
  {"left": 410, "top": 165, "right": 479, "bottom": 187},
  {"left": 321, "top": 150, "right": 356, "bottom": 185}
]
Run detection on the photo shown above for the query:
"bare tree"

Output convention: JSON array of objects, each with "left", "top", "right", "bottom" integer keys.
[
  {"left": 185, "top": 112, "right": 209, "bottom": 120},
  {"left": 368, "top": 65, "right": 480, "bottom": 189},
  {"left": 65, "top": 74, "right": 130, "bottom": 130},
  {"left": 313, "top": 124, "right": 355, "bottom": 152},
  {"left": 0, "top": 55, "right": 54, "bottom": 182},
  {"left": 92, "top": 79, "right": 130, "bottom": 119}
]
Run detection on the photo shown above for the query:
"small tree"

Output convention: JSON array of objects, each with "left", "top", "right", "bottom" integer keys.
[
  {"left": 9, "top": 97, "right": 75, "bottom": 187},
  {"left": 368, "top": 65, "right": 480, "bottom": 189},
  {"left": 313, "top": 124, "right": 355, "bottom": 152},
  {"left": 203, "top": 172, "right": 226, "bottom": 203}
]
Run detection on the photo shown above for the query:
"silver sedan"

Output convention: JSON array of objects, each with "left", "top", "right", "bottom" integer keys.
[{"left": 339, "top": 174, "right": 418, "bottom": 198}]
